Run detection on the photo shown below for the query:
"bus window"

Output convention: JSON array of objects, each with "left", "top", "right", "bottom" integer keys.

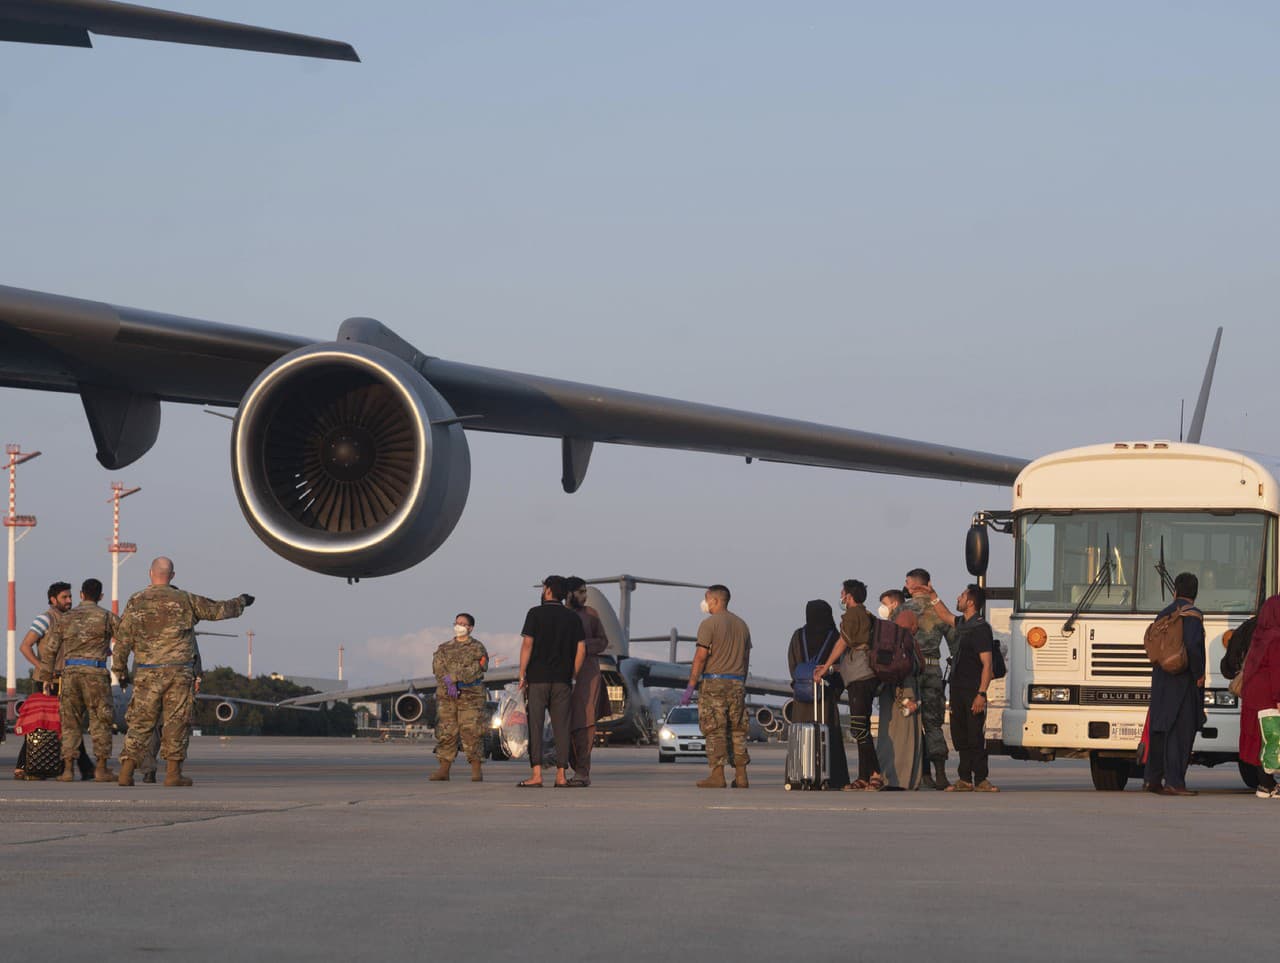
[
  {"left": 1136, "top": 512, "right": 1272, "bottom": 614},
  {"left": 1018, "top": 512, "right": 1138, "bottom": 612}
]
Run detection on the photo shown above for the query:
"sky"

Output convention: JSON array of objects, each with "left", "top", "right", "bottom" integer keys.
[{"left": 2, "top": 2, "right": 1278, "bottom": 686}]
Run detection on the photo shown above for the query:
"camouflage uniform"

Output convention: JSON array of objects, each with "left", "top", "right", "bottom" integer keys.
[
  {"left": 698, "top": 678, "right": 749, "bottom": 768},
  {"left": 38, "top": 601, "right": 118, "bottom": 762},
  {"left": 904, "top": 595, "right": 950, "bottom": 763},
  {"left": 432, "top": 637, "right": 488, "bottom": 764},
  {"left": 139, "top": 642, "right": 204, "bottom": 780},
  {"left": 113, "top": 586, "right": 244, "bottom": 765}
]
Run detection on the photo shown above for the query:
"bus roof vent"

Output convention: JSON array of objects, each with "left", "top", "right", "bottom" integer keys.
[
  {"left": 1133, "top": 442, "right": 1149, "bottom": 449},
  {"left": 1154, "top": 442, "right": 1169, "bottom": 449},
  {"left": 1113, "top": 442, "right": 1130, "bottom": 449}
]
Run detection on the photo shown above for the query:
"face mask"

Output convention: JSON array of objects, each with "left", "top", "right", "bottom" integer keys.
[
  {"left": 453, "top": 624, "right": 470, "bottom": 638},
  {"left": 877, "top": 604, "right": 891, "bottom": 620},
  {"left": 839, "top": 598, "right": 848, "bottom": 612},
  {"left": 699, "top": 599, "right": 711, "bottom": 615}
]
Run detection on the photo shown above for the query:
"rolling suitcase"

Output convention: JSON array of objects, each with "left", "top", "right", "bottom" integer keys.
[
  {"left": 784, "top": 680, "right": 829, "bottom": 790},
  {"left": 15, "top": 693, "right": 63, "bottom": 780}
]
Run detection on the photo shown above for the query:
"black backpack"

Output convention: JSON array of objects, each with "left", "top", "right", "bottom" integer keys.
[
  {"left": 990, "top": 637, "right": 1007, "bottom": 680},
  {"left": 869, "top": 615, "right": 918, "bottom": 686}
]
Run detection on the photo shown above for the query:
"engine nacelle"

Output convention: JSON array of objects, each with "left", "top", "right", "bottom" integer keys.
[
  {"left": 231, "top": 341, "right": 471, "bottom": 578},
  {"left": 394, "top": 692, "right": 427, "bottom": 724},
  {"left": 214, "top": 701, "right": 238, "bottom": 723},
  {"left": 781, "top": 699, "right": 797, "bottom": 725}
]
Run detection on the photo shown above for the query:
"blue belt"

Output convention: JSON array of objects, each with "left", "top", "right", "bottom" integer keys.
[
  {"left": 702, "top": 673, "right": 745, "bottom": 681},
  {"left": 136, "top": 662, "right": 194, "bottom": 669},
  {"left": 65, "top": 658, "right": 107, "bottom": 668},
  {"left": 457, "top": 680, "right": 484, "bottom": 688}
]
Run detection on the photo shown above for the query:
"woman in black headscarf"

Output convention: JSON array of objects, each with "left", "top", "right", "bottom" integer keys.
[{"left": 786, "top": 599, "right": 850, "bottom": 789}]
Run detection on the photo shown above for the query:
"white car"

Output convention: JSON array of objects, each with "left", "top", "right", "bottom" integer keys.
[{"left": 657, "top": 706, "right": 705, "bottom": 762}]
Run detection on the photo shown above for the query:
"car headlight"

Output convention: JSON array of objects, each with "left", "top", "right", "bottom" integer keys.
[
  {"left": 659, "top": 727, "right": 675, "bottom": 741},
  {"left": 490, "top": 713, "right": 502, "bottom": 729}
]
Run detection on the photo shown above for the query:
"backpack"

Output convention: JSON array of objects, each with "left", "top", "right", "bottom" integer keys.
[
  {"left": 1144, "top": 605, "right": 1200, "bottom": 674},
  {"left": 791, "top": 628, "right": 836, "bottom": 704},
  {"left": 869, "top": 616, "right": 917, "bottom": 686},
  {"left": 991, "top": 638, "right": 1007, "bottom": 680}
]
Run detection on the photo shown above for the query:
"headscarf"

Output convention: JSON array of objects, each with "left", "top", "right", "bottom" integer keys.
[
  {"left": 1241, "top": 594, "right": 1280, "bottom": 684},
  {"left": 803, "top": 599, "right": 837, "bottom": 640}
]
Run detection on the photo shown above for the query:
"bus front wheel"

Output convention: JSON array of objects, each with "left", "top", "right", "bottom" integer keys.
[{"left": 1089, "top": 752, "right": 1132, "bottom": 791}]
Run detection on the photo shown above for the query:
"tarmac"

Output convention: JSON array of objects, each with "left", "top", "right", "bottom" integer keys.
[{"left": 1, "top": 736, "right": 1275, "bottom": 962}]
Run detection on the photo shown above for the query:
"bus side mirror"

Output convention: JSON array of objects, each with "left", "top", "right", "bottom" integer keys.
[{"left": 965, "top": 524, "right": 989, "bottom": 577}]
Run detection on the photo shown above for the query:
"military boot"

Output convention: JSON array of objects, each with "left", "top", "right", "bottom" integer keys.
[
  {"left": 118, "top": 759, "right": 136, "bottom": 787},
  {"left": 697, "top": 765, "right": 727, "bottom": 788},
  {"left": 731, "top": 765, "right": 750, "bottom": 788},
  {"left": 56, "top": 758, "right": 77, "bottom": 782},
  {"left": 164, "top": 760, "right": 193, "bottom": 787},
  {"left": 94, "top": 759, "right": 117, "bottom": 782},
  {"left": 471, "top": 760, "right": 483, "bottom": 782},
  {"left": 429, "top": 759, "right": 452, "bottom": 782}
]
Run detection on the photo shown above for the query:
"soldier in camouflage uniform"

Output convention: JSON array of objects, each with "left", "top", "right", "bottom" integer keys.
[
  {"left": 37, "top": 578, "right": 119, "bottom": 783},
  {"left": 904, "top": 568, "right": 958, "bottom": 790},
  {"left": 429, "top": 613, "right": 488, "bottom": 782},
  {"left": 112, "top": 556, "right": 252, "bottom": 787},
  {"left": 683, "top": 585, "right": 752, "bottom": 789}
]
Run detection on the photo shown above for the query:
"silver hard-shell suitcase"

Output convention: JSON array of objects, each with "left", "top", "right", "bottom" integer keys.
[{"left": 784, "top": 679, "right": 830, "bottom": 790}]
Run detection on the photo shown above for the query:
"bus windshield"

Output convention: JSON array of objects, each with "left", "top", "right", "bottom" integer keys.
[{"left": 1018, "top": 510, "right": 1274, "bottom": 614}]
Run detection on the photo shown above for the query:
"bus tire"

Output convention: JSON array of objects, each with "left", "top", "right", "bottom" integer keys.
[
  {"left": 1089, "top": 752, "right": 1131, "bottom": 791},
  {"left": 1239, "top": 759, "right": 1260, "bottom": 790}
]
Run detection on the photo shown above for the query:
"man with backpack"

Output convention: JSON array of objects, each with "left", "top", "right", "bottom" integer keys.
[
  {"left": 812, "top": 580, "right": 883, "bottom": 790},
  {"left": 943, "top": 584, "right": 999, "bottom": 793},
  {"left": 1145, "top": 572, "right": 1206, "bottom": 796}
]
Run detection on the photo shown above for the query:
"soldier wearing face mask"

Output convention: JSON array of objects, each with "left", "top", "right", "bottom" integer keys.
[{"left": 428, "top": 613, "right": 489, "bottom": 782}]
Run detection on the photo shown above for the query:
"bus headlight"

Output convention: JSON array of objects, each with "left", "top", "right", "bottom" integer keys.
[
  {"left": 1051, "top": 688, "right": 1072, "bottom": 703},
  {"left": 1207, "top": 690, "right": 1238, "bottom": 708},
  {"left": 1027, "top": 626, "right": 1048, "bottom": 649},
  {"left": 1030, "top": 686, "right": 1051, "bottom": 703}
]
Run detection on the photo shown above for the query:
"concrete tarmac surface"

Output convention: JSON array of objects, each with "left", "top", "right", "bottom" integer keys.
[{"left": 2, "top": 737, "right": 1275, "bottom": 962}]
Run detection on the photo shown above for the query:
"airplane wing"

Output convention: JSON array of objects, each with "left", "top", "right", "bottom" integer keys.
[
  {"left": 195, "top": 693, "right": 319, "bottom": 712},
  {"left": 627, "top": 658, "right": 794, "bottom": 699},
  {"left": 281, "top": 667, "right": 522, "bottom": 707},
  {"left": 0, "top": 0, "right": 359, "bottom": 60},
  {"left": 0, "top": 283, "right": 1027, "bottom": 577}
]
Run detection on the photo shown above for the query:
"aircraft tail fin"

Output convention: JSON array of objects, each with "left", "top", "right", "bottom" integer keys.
[{"left": 1186, "top": 327, "right": 1223, "bottom": 444}]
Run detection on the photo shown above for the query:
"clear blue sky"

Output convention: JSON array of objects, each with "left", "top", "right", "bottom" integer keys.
[{"left": 2, "top": 2, "right": 1277, "bottom": 683}]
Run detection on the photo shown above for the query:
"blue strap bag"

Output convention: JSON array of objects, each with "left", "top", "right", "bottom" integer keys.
[{"left": 791, "top": 629, "right": 836, "bottom": 703}]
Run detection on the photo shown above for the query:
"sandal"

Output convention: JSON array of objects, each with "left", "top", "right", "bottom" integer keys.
[
  {"left": 868, "top": 775, "right": 886, "bottom": 791},
  {"left": 842, "top": 779, "right": 870, "bottom": 791},
  {"left": 516, "top": 779, "right": 543, "bottom": 788}
]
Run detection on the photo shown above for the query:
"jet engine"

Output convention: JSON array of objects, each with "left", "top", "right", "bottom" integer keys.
[
  {"left": 231, "top": 340, "right": 471, "bottom": 578},
  {"left": 214, "top": 701, "right": 238, "bottom": 723},
  {"left": 780, "top": 699, "right": 797, "bottom": 725},
  {"left": 754, "top": 705, "right": 783, "bottom": 734},
  {"left": 394, "top": 692, "right": 428, "bottom": 725}
]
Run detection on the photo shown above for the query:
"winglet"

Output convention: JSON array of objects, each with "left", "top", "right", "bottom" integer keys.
[{"left": 1186, "top": 327, "right": 1223, "bottom": 444}]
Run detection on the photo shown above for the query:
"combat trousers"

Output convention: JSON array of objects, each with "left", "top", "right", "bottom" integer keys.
[
  {"left": 123, "top": 667, "right": 195, "bottom": 764},
  {"left": 918, "top": 667, "right": 949, "bottom": 762},
  {"left": 59, "top": 669, "right": 115, "bottom": 762},
  {"left": 949, "top": 688, "right": 988, "bottom": 783},
  {"left": 698, "top": 678, "right": 749, "bottom": 769},
  {"left": 526, "top": 682, "right": 572, "bottom": 769},
  {"left": 844, "top": 677, "right": 882, "bottom": 782},
  {"left": 435, "top": 688, "right": 486, "bottom": 764}
]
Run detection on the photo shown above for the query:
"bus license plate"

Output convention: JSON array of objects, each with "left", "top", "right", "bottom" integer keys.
[{"left": 1112, "top": 723, "right": 1142, "bottom": 741}]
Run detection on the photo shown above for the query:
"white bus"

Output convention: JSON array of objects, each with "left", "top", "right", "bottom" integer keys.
[{"left": 968, "top": 441, "right": 1277, "bottom": 791}]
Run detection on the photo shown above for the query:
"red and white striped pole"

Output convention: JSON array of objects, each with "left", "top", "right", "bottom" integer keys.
[
  {"left": 4, "top": 445, "right": 40, "bottom": 721},
  {"left": 107, "top": 482, "right": 140, "bottom": 688}
]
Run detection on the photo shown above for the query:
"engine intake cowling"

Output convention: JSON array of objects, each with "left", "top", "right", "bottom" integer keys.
[
  {"left": 232, "top": 342, "right": 471, "bottom": 578},
  {"left": 394, "top": 692, "right": 429, "bottom": 725},
  {"left": 214, "top": 701, "right": 238, "bottom": 723}
]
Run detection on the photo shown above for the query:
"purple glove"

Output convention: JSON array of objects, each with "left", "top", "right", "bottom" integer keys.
[
  {"left": 680, "top": 685, "right": 695, "bottom": 706},
  {"left": 444, "top": 674, "right": 459, "bottom": 699}
]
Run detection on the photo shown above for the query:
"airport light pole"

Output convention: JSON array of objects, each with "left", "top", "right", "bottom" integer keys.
[
  {"left": 107, "top": 482, "right": 141, "bottom": 616},
  {"left": 4, "top": 445, "right": 40, "bottom": 720},
  {"left": 338, "top": 645, "right": 344, "bottom": 682},
  {"left": 246, "top": 629, "right": 255, "bottom": 678}
]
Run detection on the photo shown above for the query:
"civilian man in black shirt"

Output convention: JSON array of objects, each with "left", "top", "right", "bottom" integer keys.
[
  {"left": 517, "top": 575, "right": 586, "bottom": 788},
  {"left": 944, "top": 584, "right": 999, "bottom": 793}
]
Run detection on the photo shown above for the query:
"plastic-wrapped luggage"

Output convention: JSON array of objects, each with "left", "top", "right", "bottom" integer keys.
[{"left": 15, "top": 693, "right": 63, "bottom": 779}]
